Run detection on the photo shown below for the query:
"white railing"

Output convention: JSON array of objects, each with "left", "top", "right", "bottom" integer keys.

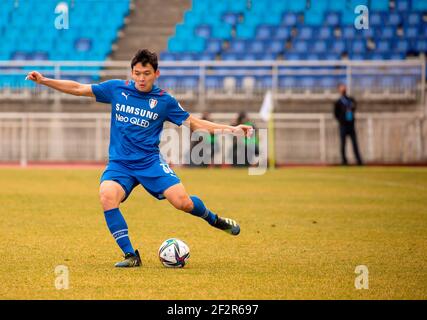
[
  {"left": 0, "top": 58, "right": 425, "bottom": 107},
  {"left": 0, "top": 112, "right": 425, "bottom": 165}
]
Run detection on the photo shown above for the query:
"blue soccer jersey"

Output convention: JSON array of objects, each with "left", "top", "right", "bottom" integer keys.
[{"left": 91, "top": 79, "right": 189, "bottom": 167}]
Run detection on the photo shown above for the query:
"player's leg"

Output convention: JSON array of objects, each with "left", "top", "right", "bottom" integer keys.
[
  {"left": 339, "top": 126, "right": 348, "bottom": 165},
  {"left": 99, "top": 166, "right": 141, "bottom": 267},
  {"left": 349, "top": 127, "right": 363, "bottom": 165},
  {"left": 163, "top": 183, "right": 241, "bottom": 236}
]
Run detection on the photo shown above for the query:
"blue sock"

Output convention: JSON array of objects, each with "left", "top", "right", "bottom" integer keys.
[
  {"left": 104, "top": 208, "right": 135, "bottom": 255},
  {"left": 190, "top": 195, "right": 218, "bottom": 226}
]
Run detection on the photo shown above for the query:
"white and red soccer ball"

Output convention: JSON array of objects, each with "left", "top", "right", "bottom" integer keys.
[{"left": 158, "top": 238, "right": 190, "bottom": 268}]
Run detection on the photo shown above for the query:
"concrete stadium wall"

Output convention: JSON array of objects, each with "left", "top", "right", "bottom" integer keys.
[{"left": 0, "top": 112, "right": 425, "bottom": 165}]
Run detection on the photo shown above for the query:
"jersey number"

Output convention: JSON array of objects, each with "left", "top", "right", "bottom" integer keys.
[{"left": 160, "top": 163, "right": 174, "bottom": 175}]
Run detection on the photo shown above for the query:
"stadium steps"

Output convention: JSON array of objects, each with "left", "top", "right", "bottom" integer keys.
[{"left": 111, "top": 0, "right": 192, "bottom": 60}]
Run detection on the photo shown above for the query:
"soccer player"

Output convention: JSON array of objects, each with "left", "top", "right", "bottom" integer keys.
[{"left": 26, "top": 49, "right": 253, "bottom": 267}]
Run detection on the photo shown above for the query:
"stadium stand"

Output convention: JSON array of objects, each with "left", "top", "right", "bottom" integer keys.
[
  {"left": 0, "top": 0, "right": 426, "bottom": 164},
  {"left": 0, "top": 0, "right": 425, "bottom": 113},
  {"left": 0, "top": 0, "right": 131, "bottom": 88},
  {"left": 164, "top": 0, "right": 427, "bottom": 60},
  {"left": 158, "top": 0, "right": 426, "bottom": 98}
]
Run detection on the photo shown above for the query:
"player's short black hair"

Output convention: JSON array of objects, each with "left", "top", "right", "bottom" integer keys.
[{"left": 131, "top": 49, "right": 158, "bottom": 71}]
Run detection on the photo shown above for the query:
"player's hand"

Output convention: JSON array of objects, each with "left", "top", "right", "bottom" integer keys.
[
  {"left": 232, "top": 124, "right": 254, "bottom": 138},
  {"left": 26, "top": 71, "right": 44, "bottom": 84}
]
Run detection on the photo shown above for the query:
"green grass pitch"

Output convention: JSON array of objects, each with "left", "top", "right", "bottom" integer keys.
[{"left": 0, "top": 166, "right": 426, "bottom": 299}]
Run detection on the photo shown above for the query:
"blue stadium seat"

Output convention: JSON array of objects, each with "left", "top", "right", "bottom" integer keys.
[
  {"left": 298, "top": 26, "right": 314, "bottom": 40},
  {"left": 222, "top": 12, "right": 240, "bottom": 26},
  {"left": 256, "top": 25, "right": 274, "bottom": 40},
  {"left": 292, "top": 40, "right": 309, "bottom": 53},
  {"left": 287, "top": 1, "right": 306, "bottom": 12},
  {"left": 229, "top": 0, "right": 248, "bottom": 13},
  {"left": 221, "top": 52, "right": 241, "bottom": 61},
  {"left": 400, "top": 76, "right": 416, "bottom": 88},
  {"left": 300, "top": 76, "right": 316, "bottom": 89},
  {"left": 160, "top": 52, "right": 177, "bottom": 61},
  {"left": 182, "top": 76, "right": 199, "bottom": 88},
  {"left": 413, "top": 0, "right": 427, "bottom": 11},
  {"left": 279, "top": 76, "right": 297, "bottom": 88},
  {"left": 380, "top": 26, "right": 396, "bottom": 40},
  {"left": 284, "top": 53, "right": 305, "bottom": 61},
  {"left": 267, "top": 40, "right": 284, "bottom": 54},
  {"left": 395, "top": 0, "right": 411, "bottom": 12},
  {"left": 195, "top": 25, "right": 212, "bottom": 39},
  {"left": 319, "top": 77, "right": 338, "bottom": 89},
  {"left": 257, "top": 76, "right": 272, "bottom": 88},
  {"left": 341, "top": 11, "right": 357, "bottom": 25},
  {"left": 331, "top": 40, "right": 346, "bottom": 54},
  {"left": 281, "top": 12, "right": 298, "bottom": 27},
  {"left": 197, "top": 52, "right": 217, "bottom": 61},
  {"left": 212, "top": 24, "right": 233, "bottom": 39},
  {"left": 389, "top": 53, "right": 406, "bottom": 60},
  {"left": 256, "top": 52, "right": 278, "bottom": 61},
  {"left": 342, "top": 26, "right": 361, "bottom": 39},
  {"left": 241, "top": 53, "right": 258, "bottom": 61},
  {"left": 236, "top": 24, "right": 256, "bottom": 39},
  {"left": 175, "top": 23, "right": 194, "bottom": 39},
  {"left": 274, "top": 27, "right": 291, "bottom": 40},
  {"left": 184, "top": 10, "right": 203, "bottom": 27},
  {"left": 386, "top": 13, "right": 402, "bottom": 26},
  {"left": 376, "top": 40, "right": 392, "bottom": 53},
  {"left": 328, "top": 0, "right": 348, "bottom": 12},
  {"left": 304, "top": 9, "right": 325, "bottom": 26},
  {"left": 248, "top": 40, "right": 265, "bottom": 54},
  {"left": 158, "top": 76, "right": 178, "bottom": 89},
  {"left": 306, "top": 53, "right": 325, "bottom": 60},
  {"left": 187, "top": 37, "right": 206, "bottom": 52},
  {"left": 178, "top": 52, "right": 197, "bottom": 61},
  {"left": 415, "top": 40, "right": 427, "bottom": 53},
  {"left": 369, "top": 12, "right": 385, "bottom": 27},
  {"left": 395, "top": 40, "right": 410, "bottom": 53},
  {"left": 351, "top": 40, "right": 366, "bottom": 54},
  {"left": 229, "top": 39, "right": 247, "bottom": 53},
  {"left": 317, "top": 27, "right": 332, "bottom": 40},
  {"left": 405, "top": 26, "right": 420, "bottom": 39},
  {"left": 168, "top": 37, "right": 186, "bottom": 52},
  {"left": 206, "top": 39, "right": 223, "bottom": 54},
  {"left": 371, "top": 0, "right": 390, "bottom": 11},
  {"left": 324, "top": 12, "right": 340, "bottom": 27},
  {"left": 380, "top": 76, "right": 396, "bottom": 88},
  {"left": 313, "top": 41, "right": 328, "bottom": 54},
  {"left": 407, "top": 13, "right": 422, "bottom": 26},
  {"left": 205, "top": 76, "right": 223, "bottom": 89},
  {"left": 324, "top": 53, "right": 341, "bottom": 60}
]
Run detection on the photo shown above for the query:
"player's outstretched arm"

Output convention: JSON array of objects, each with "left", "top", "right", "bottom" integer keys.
[
  {"left": 187, "top": 114, "right": 253, "bottom": 137},
  {"left": 26, "top": 71, "right": 95, "bottom": 97}
]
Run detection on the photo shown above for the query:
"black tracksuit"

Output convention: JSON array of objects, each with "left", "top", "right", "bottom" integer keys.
[{"left": 333, "top": 94, "right": 363, "bottom": 165}]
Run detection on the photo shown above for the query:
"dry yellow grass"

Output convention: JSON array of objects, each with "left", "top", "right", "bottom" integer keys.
[{"left": 0, "top": 166, "right": 426, "bottom": 299}]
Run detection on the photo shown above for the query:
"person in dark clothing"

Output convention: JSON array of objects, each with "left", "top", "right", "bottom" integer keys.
[
  {"left": 189, "top": 111, "right": 218, "bottom": 166},
  {"left": 333, "top": 84, "right": 363, "bottom": 166},
  {"left": 231, "top": 112, "right": 259, "bottom": 166}
]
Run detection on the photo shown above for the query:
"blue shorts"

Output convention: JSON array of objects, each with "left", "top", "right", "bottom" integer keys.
[{"left": 100, "top": 158, "right": 181, "bottom": 201}]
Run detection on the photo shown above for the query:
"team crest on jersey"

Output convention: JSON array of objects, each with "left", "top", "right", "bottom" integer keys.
[{"left": 149, "top": 98, "right": 158, "bottom": 109}]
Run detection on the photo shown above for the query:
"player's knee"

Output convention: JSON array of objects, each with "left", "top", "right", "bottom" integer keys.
[
  {"left": 175, "top": 196, "right": 194, "bottom": 212},
  {"left": 99, "top": 188, "right": 121, "bottom": 210},
  {"left": 182, "top": 198, "right": 194, "bottom": 212}
]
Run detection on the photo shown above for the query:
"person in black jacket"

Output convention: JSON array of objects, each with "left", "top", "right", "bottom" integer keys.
[{"left": 333, "top": 84, "right": 363, "bottom": 165}]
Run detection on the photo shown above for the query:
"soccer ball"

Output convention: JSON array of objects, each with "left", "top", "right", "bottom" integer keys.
[{"left": 158, "top": 238, "right": 190, "bottom": 268}]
